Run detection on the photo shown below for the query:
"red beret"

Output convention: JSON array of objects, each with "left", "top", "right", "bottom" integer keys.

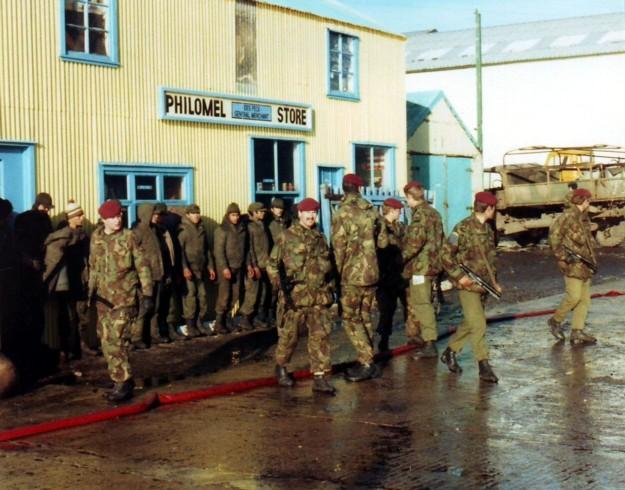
[
  {"left": 297, "top": 198, "right": 320, "bottom": 212},
  {"left": 98, "top": 199, "right": 122, "bottom": 219},
  {"left": 403, "top": 181, "right": 423, "bottom": 193},
  {"left": 573, "top": 188, "right": 592, "bottom": 199},
  {"left": 475, "top": 191, "right": 497, "bottom": 206},
  {"left": 383, "top": 198, "right": 403, "bottom": 209},
  {"left": 343, "top": 173, "right": 364, "bottom": 187}
]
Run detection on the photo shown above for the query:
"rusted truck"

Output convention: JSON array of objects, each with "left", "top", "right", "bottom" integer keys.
[{"left": 484, "top": 146, "right": 625, "bottom": 246}]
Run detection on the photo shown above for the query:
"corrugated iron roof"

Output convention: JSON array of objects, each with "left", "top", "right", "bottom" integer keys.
[{"left": 406, "top": 12, "right": 625, "bottom": 72}]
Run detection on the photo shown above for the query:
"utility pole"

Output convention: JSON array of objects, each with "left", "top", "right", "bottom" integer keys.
[{"left": 475, "top": 9, "right": 483, "bottom": 153}]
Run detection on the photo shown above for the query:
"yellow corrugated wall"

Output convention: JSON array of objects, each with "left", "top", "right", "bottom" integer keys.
[{"left": 0, "top": 0, "right": 406, "bottom": 223}]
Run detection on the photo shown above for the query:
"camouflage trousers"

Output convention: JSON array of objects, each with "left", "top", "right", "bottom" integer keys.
[
  {"left": 447, "top": 290, "right": 489, "bottom": 361},
  {"left": 341, "top": 285, "right": 375, "bottom": 365},
  {"left": 406, "top": 277, "right": 437, "bottom": 343},
  {"left": 553, "top": 276, "right": 591, "bottom": 330},
  {"left": 97, "top": 305, "right": 136, "bottom": 383},
  {"left": 275, "top": 305, "right": 332, "bottom": 374},
  {"left": 182, "top": 276, "right": 208, "bottom": 321},
  {"left": 215, "top": 268, "right": 243, "bottom": 315}
]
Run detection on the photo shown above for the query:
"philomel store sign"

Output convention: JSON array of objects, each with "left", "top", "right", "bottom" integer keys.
[{"left": 159, "top": 87, "right": 313, "bottom": 132}]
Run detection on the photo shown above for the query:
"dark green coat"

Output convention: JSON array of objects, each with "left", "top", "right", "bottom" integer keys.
[{"left": 178, "top": 216, "right": 214, "bottom": 278}]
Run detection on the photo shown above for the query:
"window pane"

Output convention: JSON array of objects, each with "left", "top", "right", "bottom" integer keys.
[
  {"left": 65, "top": 1, "right": 85, "bottom": 25},
  {"left": 355, "top": 146, "right": 371, "bottom": 188},
  {"left": 330, "top": 72, "right": 340, "bottom": 91},
  {"left": 254, "top": 139, "right": 275, "bottom": 190},
  {"left": 277, "top": 141, "right": 295, "bottom": 191},
  {"left": 373, "top": 148, "right": 387, "bottom": 188},
  {"left": 135, "top": 175, "right": 157, "bottom": 200},
  {"left": 104, "top": 174, "right": 127, "bottom": 200},
  {"left": 89, "top": 29, "right": 108, "bottom": 55},
  {"left": 66, "top": 26, "right": 85, "bottom": 52},
  {"left": 342, "top": 36, "right": 354, "bottom": 53},
  {"left": 329, "top": 33, "right": 339, "bottom": 51},
  {"left": 164, "top": 176, "right": 183, "bottom": 200},
  {"left": 342, "top": 54, "right": 353, "bottom": 73},
  {"left": 330, "top": 52, "right": 340, "bottom": 73},
  {"left": 91, "top": 0, "right": 109, "bottom": 4},
  {"left": 88, "top": 5, "right": 108, "bottom": 29},
  {"left": 341, "top": 73, "right": 353, "bottom": 92}
]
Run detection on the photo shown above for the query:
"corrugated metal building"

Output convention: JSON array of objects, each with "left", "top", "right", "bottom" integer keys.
[
  {"left": 405, "top": 13, "right": 625, "bottom": 168},
  {"left": 0, "top": 0, "right": 406, "bottom": 228}
]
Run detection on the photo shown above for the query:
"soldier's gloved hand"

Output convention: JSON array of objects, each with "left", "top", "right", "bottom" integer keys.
[
  {"left": 458, "top": 275, "right": 473, "bottom": 288},
  {"left": 247, "top": 265, "right": 255, "bottom": 279},
  {"left": 183, "top": 267, "right": 193, "bottom": 281},
  {"left": 253, "top": 267, "right": 262, "bottom": 280},
  {"left": 207, "top": 268, "right": 216, "bottom": 281},
  {"left": 222, "top": 268, "right": 232, "bottom": 280},
  {"left": 139, "top": 296, "right": 154, "bottom": 317}
]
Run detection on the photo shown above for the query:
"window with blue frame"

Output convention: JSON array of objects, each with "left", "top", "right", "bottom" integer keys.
[
  {"left": 328, "top": 31, "right": 359, "bottom": 100},
  {"left": 354, "top": 144, "right": 395, "bottom": 190},
  {"left": 60, "top": 0, "right": 119, "bottom": 67},
  {"left": 100, "top": 165, "right": 193, "bottom": 227}
]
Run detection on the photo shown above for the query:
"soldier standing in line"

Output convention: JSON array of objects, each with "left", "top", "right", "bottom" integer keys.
[
  {"left": 547, "top": 188, "right": 597, "bottom": 345},
  {"left": 331, "top": 173, "right": 388, "bottom": 382},
  {"left": 213, "top": 202, "right": 252, "bottom": 333},
  {"left": 402, "top": 181, "right": 445, "bottom": 359},
  {"left": 267, "top": 198, "right": 336, "bottom": 395},
  {"left": 375, "top": 197, "right": 406, "bottom": 352},
  {"left": 267, "top": 197, "right": 289, "bottom": 323},
  {"left": 178, "top": 204, "right": 218, "bottom": 336},
  {"left": 240, "top": 202, "right": 271, "bottom": 330},
  {"left": 89, "top": 200, "right": 153, "bottom": 402},
  {"left": 439, "top": 191, "right": 501, "bottom": 383}
]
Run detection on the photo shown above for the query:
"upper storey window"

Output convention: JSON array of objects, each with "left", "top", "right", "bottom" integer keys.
[{"left": 328, "top": 31, "right": 359, "bottom": 101}]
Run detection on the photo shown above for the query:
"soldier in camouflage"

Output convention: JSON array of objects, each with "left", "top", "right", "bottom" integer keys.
[
  {"left": 331, "top": 173, "right": 388, "bottom": 382},
  {"left": 267, "top": 197, "right": 336, "bottom": 395},
  {"left": 402, "top": 181, "right": 445, "bottom": 358},
  {"left": 89, "top": 200, "right": 153, "bottom": 402},
  {"left": 548, "top": 188, "right": 597, "bottom": 345},
  {"left": 439, "top": 192, "right": 501, "bottom": 383},
  {"left": 375, "top": 197, "right": 406, "bottom": 352}
]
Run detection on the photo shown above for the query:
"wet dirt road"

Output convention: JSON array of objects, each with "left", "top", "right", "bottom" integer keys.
[{"left": 2, "top": 248, "right": 625, "bottom": 488}]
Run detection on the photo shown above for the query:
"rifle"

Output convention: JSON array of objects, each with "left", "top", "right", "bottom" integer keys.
[
  {"left": 459, "top": 264, "right": 501, "bottom": 300},
  {"left": 277, "top": 259, "right": 296, "bottom": 313},
  {"left": 563, "top": 244, "right": 597, "bottom": 274}
]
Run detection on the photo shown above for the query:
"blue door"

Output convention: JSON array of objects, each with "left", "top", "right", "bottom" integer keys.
[
  {"left": 317, "top": 166, "right": 344, "bottom": 239},
  {"left": 0, "top": 144, "right": 35, "bottom": 213},
  {"left": 410, "top": 154, "right": 472, "bottom": 234}
]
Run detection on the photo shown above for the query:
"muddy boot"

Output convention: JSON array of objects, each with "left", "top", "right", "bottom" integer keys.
[
  {"left": 213, "top": 314, "right": 230, "bottom": 335},
  {"left": 312, "top": 375, "right": 336, "bottom": 395},
  {"left": 196, "top": 319, "right": 214, "bottom": 336},
  {"left": 413, "top": 341, "right": 438, "bottom": 359},
  {"left": 80, "top": 340, "right": 99, "bottom": 356},
  {"left": 407, "top": 333, "right": 425, "bottom": 347},
  {"left": 239, "top": 315, "right": 255, "bottom": 332},
  {"left": 570, "top": 329, "right": 597, "bottom": 346},
  {"left": 478, "top": 360, "right": 498, "bottom": 383},
  {"left": 168, "top": 324, "right": 188, "bottom": 341},
  {"left": 130, "top": 340, "right": 148, "bottom": 351},
  {"left": 185, "top": 319, "right": 201, "bottom": 338},
  {"left": 440, "top": 347, "right": 462, "bottom": 373},
  {"left": 345, "top": 362, "right": 381, "bottom": 382},
  {"left": 275, "top": 365, "right": 295, "bottom": 387},
  {"left": 548, "top": 317, "right": 565, "bottom": 341},
  {"left": 105, "top": 378, "right": 135, "bottom": 403}
]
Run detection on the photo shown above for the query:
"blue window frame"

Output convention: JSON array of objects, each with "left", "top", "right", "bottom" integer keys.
[
  {"left": 327, "top": 30, "right": 360, "bottom": 101},
  {"left": 352, "top": 143, "right": 396, "bottom": 192},
  {"left": 59, "top": 0, "right": 119, "bottom": 67},
  {"left": 99, "top": 164, "right": 193, "bottom": 227}
]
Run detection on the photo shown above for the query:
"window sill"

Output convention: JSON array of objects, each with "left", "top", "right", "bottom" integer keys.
[
  {"left": 255, "top": 190, "right": 300, "bottom": 195},
  {"left": 327, "top": 92, "right": 360, "bottom": 102},
  {"left": 60, "top": 54, "right": 120, "bottom": 68}
]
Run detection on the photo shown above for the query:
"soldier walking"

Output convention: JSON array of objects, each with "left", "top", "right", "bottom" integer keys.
[
  {"left": 440, "top": 192, "right": 501, "bottom": 383},
  {"left": 402, "top": 181, "right": 445, "bottom": 358},
  {"left": 547, "top": 188, "right": 597, "bottom": 345},
  {"left": 89, "top": 200, "right": 153, "bottom": 402},
  {"left": 178, "top": 204, "right": 217, "bottom": 336},
  {"left": 267, "top": 198, "right": 336, "bottom": 395},
  {"left": 331, "top": 173, "right": 387, "bottom": 382}
]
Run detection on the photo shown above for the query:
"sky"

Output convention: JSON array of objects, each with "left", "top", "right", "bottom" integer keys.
[{"left": 335, "top": 0, "right": 625, "bottom": 33}]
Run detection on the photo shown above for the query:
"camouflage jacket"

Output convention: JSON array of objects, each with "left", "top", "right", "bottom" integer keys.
[
  {"left": 178, "top": 216, "right": 215, "bottom": 278},
  {"left": 88, "top": 227, "right": 153, "bottom": 308},
  {"left": 268, "top": 216, "right": 288, "bottom": 247},
  {"left": 331, "top": 193, "right": 388, "bottom": 286},
  {"left": 548, "top": 205, "right": 596, "bottom": 280},
  {"left": 266, "top": 222, "right": 333, "bottom": 307},
  {"left": 377, "top": 218, "right": 405, "bottom": 286},
  {"left": 402, "top": 201, "right": 444, "bottom": 279},
  {"left": 213, "top": 216, "right": 248, "bottom": 271},
  {"left": 442, "top": 214, "right": 497, "bottom": 292},
  {"left": 248, "top": 218, "right": 270, "bottom": 269}
]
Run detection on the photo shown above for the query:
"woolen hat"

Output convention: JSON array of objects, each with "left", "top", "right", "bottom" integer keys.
[
  {"left": 34, "top": 192, "right": 54, "bottom": 209},
  {"left": 185, "top": 204, "right": 200, "bottom": 214},
  {"left": 343, "top": 173, "right": 364, "bottom": 187},
  {"left": 65, "top": 199, "right": 84, "bottom": 218},
  {"left": 297, "top": 198, "right": 320, "bottom": 212},
  {"left": 248, "top": 202, "right": 267, "bottom": 214},
  {"left": 271, "top": 198, "right": 285, "bottom": 209},
  {"left": 383, "top": 198, "right": 403, "bottom": 209},
  {"left": 475, "top": 191, "right": 497, "bottom": 206},
  {"left": 226, "top": 202, "right": 241, "bottom": 214},
  {"left": 403, "top": 181, "right": 423, "bottom": 193},
  {"left": 572, "top": 188, "right": 592, "bottom": 200},
  {"left": 153, "top": 202, "right": 168, "bottom": 215},
  {"left": 98, "top": 199, "right": 122, "bottom": 219}
]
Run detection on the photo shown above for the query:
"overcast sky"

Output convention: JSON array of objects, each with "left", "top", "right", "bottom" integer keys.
[{"left": 337, "top": 0, "right": 625, "bottom": 33}]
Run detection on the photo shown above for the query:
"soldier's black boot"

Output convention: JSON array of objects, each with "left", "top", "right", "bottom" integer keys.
[
  {"left": 312, "top": 375, "right": 336, "bottom": 395},
  {"left": 548, "top": 317, "right": 565, "bottom": 341},
  {"left": 239, "top": 315, "right": 255, "bottom": 332},
  {"left": 275, "top": 365, "right": 295, "bottom": 387},
  {"left": 168, "top": 324, "right": 188, "bottom": 341},
  {"left": 345, "top": 362, "right": 381, "bottom": 382},
  {"left": 196, "top": 319, "right": 214, "bottom": 336},
  {"left": 570, "top": 329, "right": 597, "bottom": 346},
  {"left": 413, "top": 341, "right": 438, "bottom": 359},
  {"left": 407, "top": 333, "right": 425, "bottom": 348},
  {"left": 213, "top": 314, "right": 230, "bottom": 335},
  {"left": 478, "top": 360, "right": 498, "bottom": 383},
  {"left": 105, "top": 378, "right": 135, "bottom": 403},
  {"left": 378, "top": 335, "right": 390, "bottom": 353},
  {"left": 440, "top": 347, "right": 462, "bottom": 373},
  {"left": 185, "top": 319, "right": 201, "bottom": 338}
]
